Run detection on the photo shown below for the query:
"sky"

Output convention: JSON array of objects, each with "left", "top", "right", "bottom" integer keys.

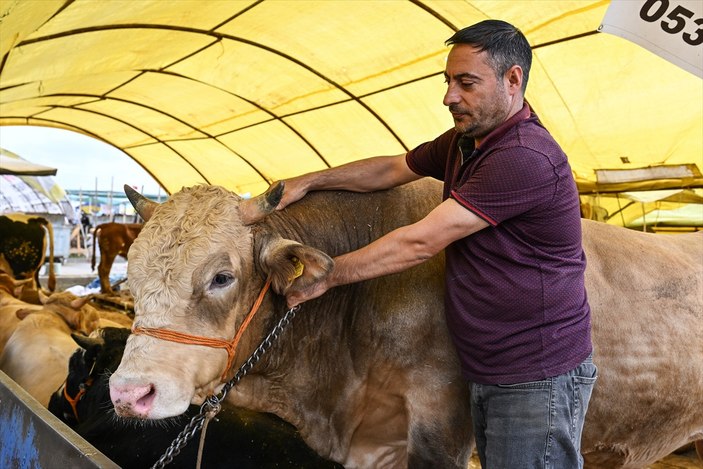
[{"left": 0, "top": 125, "right": 163, "bottom": 195}]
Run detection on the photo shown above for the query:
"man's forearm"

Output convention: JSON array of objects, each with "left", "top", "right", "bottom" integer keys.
[
  {"left": 326, "top": 223, "right": 435, "bottom": 289},
  {"left": 298, "top": 154, "right": 416, "bottom": 193},
  {"left": 278, "top": 154, "right": 418, "bottom": 211}
]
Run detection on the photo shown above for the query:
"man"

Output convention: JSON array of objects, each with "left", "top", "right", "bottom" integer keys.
[{"left": 277, "top": 19, "right": 596, "bottom": 469}]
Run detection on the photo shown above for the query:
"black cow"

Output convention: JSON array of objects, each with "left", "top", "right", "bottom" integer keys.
[
  {"left": 0, "top": 214, "right": 55, "bottom": 292},
  {"left": 49, "top": 327, "right": 342, "bottom": 469}
]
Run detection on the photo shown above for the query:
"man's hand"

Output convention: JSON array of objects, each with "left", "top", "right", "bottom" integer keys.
[
  {"left": 275, "top": 177, "right": 309, "bottom": 211},
  {"left": 285, "top": 277, "right": 330, "bottom": 308}
]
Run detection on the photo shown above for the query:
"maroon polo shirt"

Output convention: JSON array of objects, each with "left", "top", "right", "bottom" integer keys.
[{"left": 406, "top": 103, "right": 592, "bottom": 384}]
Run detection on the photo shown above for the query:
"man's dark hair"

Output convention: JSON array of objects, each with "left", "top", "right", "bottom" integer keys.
[{"left": 446, "top": 20, "right": 532, "bottom": 94}]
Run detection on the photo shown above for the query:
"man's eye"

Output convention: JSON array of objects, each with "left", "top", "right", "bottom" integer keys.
[{"left": 210, "top": 273, "right": 234, "bottom": 289}]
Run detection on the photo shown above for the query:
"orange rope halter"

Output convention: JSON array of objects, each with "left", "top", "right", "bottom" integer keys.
[
  {"left": 63, "top": 377, "right": 93, "bottom": 423},
  {"left": 131, "top": 277, "right": 272, "bottom": 382}
]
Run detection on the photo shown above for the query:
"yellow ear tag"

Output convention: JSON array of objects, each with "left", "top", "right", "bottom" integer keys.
[{"left": 291, "top": 257, "right": 305, "bottom": 280}]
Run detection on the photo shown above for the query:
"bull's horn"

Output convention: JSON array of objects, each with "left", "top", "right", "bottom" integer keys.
[
  {"left": 240, "top": 181, "right": 285, "bottom": 225},
  {"left": 124, "top": 184, "right": 159, "bottom": 221}
]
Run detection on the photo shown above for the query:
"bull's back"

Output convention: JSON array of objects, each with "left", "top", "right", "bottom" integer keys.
[
  {"left": 582, "top": 219, "right": 702, "bottom": 309},
  {"left": 580, "top": 219, "right": 703, "bottom": 466},
  {"left": 96, "top": 222, "right": 142, "bottom": 255},
  {"left": 0, "top": 312, "right": 77, "bottom": 406}
]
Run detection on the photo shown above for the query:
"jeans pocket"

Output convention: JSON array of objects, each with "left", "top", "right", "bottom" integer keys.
[
  {"left": 573, "top": 375, "right": 597, "bottom": 386},
  {"left": 571, "top": 362, "right": 597, "bottom": 443},
  {"left": 497, "top": 378, "right": 551, "bottom": 390},
  {"left": 574, "top": 358, "right": 598, "bottom": 383}
]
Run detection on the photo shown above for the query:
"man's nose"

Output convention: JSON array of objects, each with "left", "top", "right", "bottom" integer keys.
[{"left": 443, "top": 85, "right": 459, "bottom": 107}]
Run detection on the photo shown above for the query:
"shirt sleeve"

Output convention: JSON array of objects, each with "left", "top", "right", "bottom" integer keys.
[
  {"left": 452, "top": 146, "right": 561, "bottom": 225},
  {"left": 406, "top": 128, "right": 456, "bottom": 180}
]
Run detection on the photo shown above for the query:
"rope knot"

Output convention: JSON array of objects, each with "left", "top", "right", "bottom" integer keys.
[{"left": 203, "top": 395, "right": 221, "bottom": 417}]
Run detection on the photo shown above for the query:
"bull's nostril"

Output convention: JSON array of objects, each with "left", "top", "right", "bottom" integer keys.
[
  {"left": 136, "top": 385, "right": 155, "bottom": 407},
  {"left": 133, "top": 384, "right": 156, "bottom": 414},
  {"left": 109, "top": 382, "right": 156, "bottom": 417}
]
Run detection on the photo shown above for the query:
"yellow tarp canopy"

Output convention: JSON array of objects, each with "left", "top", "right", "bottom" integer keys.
[{"left": 1, "top": 1, "right": 701, "bottom": 217}]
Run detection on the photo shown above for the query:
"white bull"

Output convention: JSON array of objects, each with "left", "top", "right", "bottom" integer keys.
[{"left": 109, "top": 182, "right": 702, "bottom": 468}]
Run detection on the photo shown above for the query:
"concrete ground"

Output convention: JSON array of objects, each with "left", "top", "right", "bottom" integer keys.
[{"left": 39, "top": 256, "right": 127, "bottom": 293}]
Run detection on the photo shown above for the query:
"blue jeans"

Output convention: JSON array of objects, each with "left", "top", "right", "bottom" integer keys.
[{"left": 469, "top": 354, "right": 597, "bottom": 469}]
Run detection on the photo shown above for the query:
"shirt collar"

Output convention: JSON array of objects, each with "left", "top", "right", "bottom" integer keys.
[{"left": 475, "top": 102, "right": 532, "bottom": 151}]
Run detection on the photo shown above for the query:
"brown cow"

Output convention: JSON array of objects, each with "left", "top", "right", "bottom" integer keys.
[
  {"left": 91, "top": 222, "right": 142, "bottom": 294},
  {"left": 109, "top": 182, "right": 702, "bottom": 469},
  {"left": 0, "top": 273, "right": 32, "bottom": 306},
  {"left": 0, "top": 274, "right": 41, "bottom": 353},
  {"left": 0, "top": 290, "right": 104, "bottom": 406}
]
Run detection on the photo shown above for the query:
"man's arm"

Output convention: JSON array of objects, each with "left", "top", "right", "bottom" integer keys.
[
  {"left": 277, "top": 153, "right": 420, "bottom": 210},
  {"left": 286, "top": 197, "right": 489, "bottom": 306}
]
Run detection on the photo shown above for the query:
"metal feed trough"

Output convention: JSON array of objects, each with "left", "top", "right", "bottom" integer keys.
[{"left": 0, "top": 370, "right": 118, "bottom": 468}]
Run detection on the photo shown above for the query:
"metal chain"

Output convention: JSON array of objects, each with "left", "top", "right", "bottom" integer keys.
[{"left": 149, "top": 304, "right": 301, "bottom": 469}]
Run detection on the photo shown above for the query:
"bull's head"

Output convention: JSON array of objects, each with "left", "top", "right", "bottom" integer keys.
[
  {"left": 124, "top": 182, "right": 285, "bottom": 225},
  {"left": 109, "top": 184, "right": 333, "bottom": 419},
  {"left": 0, "top": 273, "right": 32, "bottom": 297},
  {"left": 16, "top": 291, "right": 101, "bottom": 335}
]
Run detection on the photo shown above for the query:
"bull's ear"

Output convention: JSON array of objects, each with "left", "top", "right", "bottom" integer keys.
[
  {"left": 258, "top": 235, "right": 333, "bottom": 295},
  {"left": 240, "top": 181, "right": 284, "bottom": 225},
  {"left": 55, "top": 307, "right": 82, "bottom": 331},
  {"left": 70, "top": 295, "right": 93, "bottom": 310},
  {"left": 124, "top": 184, "right": 159, "bottom": 222},
  {"left": 15, "top": 308, "right": 36, "bottom": 320},
  {"left": 80, "top": 310, "right": 101, "bottom": 336}
]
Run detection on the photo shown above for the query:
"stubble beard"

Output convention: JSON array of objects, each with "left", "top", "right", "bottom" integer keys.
[{"left": 453, "top": 87, "right": 511, "bottom": 140}]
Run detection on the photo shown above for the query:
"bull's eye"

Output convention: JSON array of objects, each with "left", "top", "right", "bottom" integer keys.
[{"left": 210, "top": 272, "right": 234, "bottom": 289}]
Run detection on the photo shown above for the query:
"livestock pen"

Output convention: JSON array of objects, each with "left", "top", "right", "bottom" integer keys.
[{"left": 0, "top": 370, "right": 117, "bottom": 468}]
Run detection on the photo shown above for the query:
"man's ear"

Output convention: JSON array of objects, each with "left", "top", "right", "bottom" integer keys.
[
  {"left": 505, "top": 64, "right": 523, "bottom": 95},
  {"left": 258, "top": 234, "right": 333, "bottom": 295}
]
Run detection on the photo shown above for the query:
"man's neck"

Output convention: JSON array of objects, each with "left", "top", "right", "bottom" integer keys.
[{"left": 474, "top": 99, "right": 527, "bottom": 148}]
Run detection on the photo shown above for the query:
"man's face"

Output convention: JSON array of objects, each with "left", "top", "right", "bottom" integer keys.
[{"left": 443, "top": 44, "right": 512, "bottom": 141}]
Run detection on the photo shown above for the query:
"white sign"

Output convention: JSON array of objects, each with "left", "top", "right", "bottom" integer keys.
[{"left": 600, "top": 0, "right": 702, "bottom": 78}]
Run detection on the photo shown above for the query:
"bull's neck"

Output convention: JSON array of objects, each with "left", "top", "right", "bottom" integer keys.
[{"left": 262, "top": 192, "right": 387, "bottom": 255}]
